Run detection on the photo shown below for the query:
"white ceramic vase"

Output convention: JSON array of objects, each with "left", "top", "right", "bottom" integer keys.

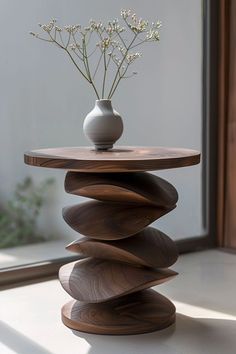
[{"left": 83, "top": 99, "right": 123, "bottom": 150}]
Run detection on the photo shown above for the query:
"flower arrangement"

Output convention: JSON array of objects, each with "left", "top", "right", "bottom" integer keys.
[{"left": 30, "top": 9, "right": 162, "bottom": 99}]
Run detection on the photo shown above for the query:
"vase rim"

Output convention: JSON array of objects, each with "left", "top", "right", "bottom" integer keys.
[{"left": 96, "top": 99, "right": 111, "bottom": 102}]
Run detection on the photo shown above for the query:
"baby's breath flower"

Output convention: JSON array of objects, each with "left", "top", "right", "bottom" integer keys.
[
  {"left": 153, "top": 21, "right": 162, "bottom": 29},
  {"left": 69, "top": 43, "right": 81, "bottom": 51},
  {"left": 89, "top": 20, "right": 103, "bottom": 32},
  {"left": 121, "top": 9, "right": 132, "bottom": 19},
  {"left": 131, "top": 13, "right": 137, "bottom": 23},
  {"left": 106, "top": 19, "right": 125, "bottom": 35},
  {"left": 146, "top": 29, "right": 160, "bottom": 41},
  {"left": 39, "top": 19, "right": 57, "bottom": 33},
  {"left": 126, "top": 52, "right": 142, "bottom": 63},
  {"left": 98, "top": 37, "right": 111, "bottom": 51},
  {"left": 117, "top": 46, "right": 126, "bottom": 55},
  {"left": 110, "top": 40, "right": 119, "bottom": 48},
  {"left": 128, "top": 18, "right": 148, "bottom": 34},
  {"left": 30, "top": 10, "right": 161, "bottom": 99},
  {"left": 55, "top": 26, "right": 62, "bottom": 32}
]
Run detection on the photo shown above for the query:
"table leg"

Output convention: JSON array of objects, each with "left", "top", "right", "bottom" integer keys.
[{"left": 59, "top": 172, "right": 179, "bottom": 335}]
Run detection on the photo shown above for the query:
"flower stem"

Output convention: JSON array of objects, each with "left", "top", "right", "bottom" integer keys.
[
  {"left": 107, "top": 33, "right": 137, "bottom": 99},
  {"left": 109, "top": 64, "right": 129, "bottom": 98},
  {"left": 102, "top": 51, "right": 107, "bottom": 98},
  {"left": 83, "top": 37, "right": 100, "bottom": 99}
]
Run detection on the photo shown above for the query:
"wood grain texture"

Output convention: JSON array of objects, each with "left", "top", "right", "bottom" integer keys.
[
  {"left": 59, "top": 258, "right": 177, "bottom": 303},
  {"left": 65, "top": 171, "right": 178, "bottom": 206},
  {"left": 66, "top": 227, "right": 178, "bottom": 268},
  {"left": 63, "top": 201, "right": 174, "bottom": 240},
  {"left": 24, "top": 146, "right": 200, "bottom": 172},
  {"left": 61, "top": 289, "right": 176, "bottom": 335},
  {"left": 24, "top": 144, "right": 198, "bottom": 334}
]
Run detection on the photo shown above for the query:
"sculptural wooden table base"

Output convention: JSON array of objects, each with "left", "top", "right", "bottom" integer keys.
[{"left": 25, "top": 147, "right": 200, "bottom": 335}]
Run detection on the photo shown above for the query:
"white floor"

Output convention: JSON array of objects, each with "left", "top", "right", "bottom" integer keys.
[{"left": 0, "top": 249, "right": 236, "bottom": 354}]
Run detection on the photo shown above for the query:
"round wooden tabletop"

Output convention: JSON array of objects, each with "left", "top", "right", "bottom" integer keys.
[{"left": 24, "top": 146, "right": 200, "bottom": 172}]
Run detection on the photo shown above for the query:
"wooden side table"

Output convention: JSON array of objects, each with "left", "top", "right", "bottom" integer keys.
[{"left": 24, "top": 146, "right": 200, "bottom": 335}]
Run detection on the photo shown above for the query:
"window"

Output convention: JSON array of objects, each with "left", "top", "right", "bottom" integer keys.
[{"left": 0, "top": 0, "right": 218, "bottom": 285}]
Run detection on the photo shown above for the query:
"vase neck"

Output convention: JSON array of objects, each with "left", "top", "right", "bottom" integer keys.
[{"left": 95, "top": 99, "right": 113, "bottom": 110}]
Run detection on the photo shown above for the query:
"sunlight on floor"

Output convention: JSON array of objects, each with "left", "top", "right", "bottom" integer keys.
[
  {"left": 1, "top": 250, "right": 236, "bottom": 354},
  {"left": 174, "top": 301, "right": 236, "bottom": 320}
]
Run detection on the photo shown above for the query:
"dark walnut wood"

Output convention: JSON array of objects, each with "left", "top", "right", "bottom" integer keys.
[
  {"left": 63, "top": 201, "right": 175, "bottom": 240},
  {"left": 65, "top": 172, "right": 178, "bottom": 206},
  {"left": 66, "top": 227, "right": 178, "bottom": 268},
  {"left": 59, "top": 258, "right": 177, "bottom": 303},
  {"left": 61, "top": 289, "right": 176, "bottom": 335},
  {"left": 24, "top": 145, "right": 200, "bottom": 335},
  {"left": 24, "top": 146, "right": 200, "bottom": 172}
]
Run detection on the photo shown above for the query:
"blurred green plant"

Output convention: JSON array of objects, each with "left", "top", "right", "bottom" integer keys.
[{"left": 0, "top": 177, "right": 54, "bottom": 249}]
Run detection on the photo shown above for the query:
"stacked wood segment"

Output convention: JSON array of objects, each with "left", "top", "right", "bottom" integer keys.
[
  {"left": 59, "top": 171, "right": 179, "bottom": 334},
  {"left": 24, "top": 146, "right": 200, "bottom": 335}
]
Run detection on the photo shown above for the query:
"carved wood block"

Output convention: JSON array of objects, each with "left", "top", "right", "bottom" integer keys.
[
  {"left": 66, "top": 227, "right": 178, "bottom": 268},
  {"left": 63, "top": 201, "right": 174, "bottom": 240},
  {"left": 61, "top": 289, "right": 176, "bottom": 335},
  {"left": 59, "top": 258, "right": 177, "bottom": 303},
  {"left": 60, "top": 169, "right": 179, "bottom": 333},
  {"left": 65, "top": 172, "right": 178, "bottom": 206}
]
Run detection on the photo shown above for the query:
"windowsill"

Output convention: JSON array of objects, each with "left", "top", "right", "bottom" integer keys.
[
  {"left": 0, "top": 249, "right": 235, "bottom": 354},
  {"left": 0, "top": 240, "right": 70, "bottom": 269}
]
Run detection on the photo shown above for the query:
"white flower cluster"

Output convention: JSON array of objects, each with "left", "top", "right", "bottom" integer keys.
[
  {"left": 30, "top": 10, "right": 162, "bottom": 99},
  {"left": 69, "top": 43, "right": 81, "bottom": 51},
  {"left": 146, "top": 21, "right": 162, "bottom": 41},
  {"left": 89, "top": 20, "right": 103, "bottom": 32},
  {"left": 97, "top": 37, "right": 111, "bottom": 51},
  {"left": 121, "top": 9, "right": 132, "bottom": 19},
  {"left": 38, "top": 19, "right": 56, "bottom": 33},
  {"left": 109, "top": 54, "right": 122, "bottom": 67},
  {"left": 126, "top": 52, "right": 142, "bottom": 64},
  {"left": 64, "top": 24, "right": 81, "bottom": 34},
  {"left": 106, "top": 19, "right": 125, "bottom": 35},
  {"left": 129, "top": 15, "right": 148, "bottom": 34},
  {"left": 121, "top": 9, "right": 149, "bottom": 34}
]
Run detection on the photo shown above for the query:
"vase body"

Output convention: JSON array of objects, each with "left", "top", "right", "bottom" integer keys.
[{"left": 83, "top": 100, "right": 123, "bottom": 150}]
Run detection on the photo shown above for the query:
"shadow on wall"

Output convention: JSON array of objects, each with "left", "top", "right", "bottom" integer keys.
[
  {"left": 72, "top": 314, "right": 236, "bottom": 354},
  {"left": 0, "top": 320, "right": 53, "bottom": 354}
]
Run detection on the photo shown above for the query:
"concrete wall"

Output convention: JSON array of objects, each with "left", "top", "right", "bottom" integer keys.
[{"left": 0, "top": 0, "right": 203, "bottom": 243}]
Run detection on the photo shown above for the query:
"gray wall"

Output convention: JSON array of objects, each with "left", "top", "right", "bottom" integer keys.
[{"left": 0, "top": 0, "right": 203, "bottom": 243}]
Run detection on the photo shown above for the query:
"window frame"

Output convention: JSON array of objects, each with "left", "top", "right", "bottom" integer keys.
[{"left": 0, "top": 0, "right": 219, "bottom": 288}]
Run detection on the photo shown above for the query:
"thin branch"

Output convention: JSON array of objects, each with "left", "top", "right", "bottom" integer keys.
[
  {"left": 117, "top": 32, "right": 128, "bottom": 49},
  {"left": 83, "top": 37, "right": 100, "bottom": 99},
  {"left": 93, "top": 51, "right": 103, "bottom": 79},
  {"left": 106, "top": 47, "right": 115, "bottom": 68},
  {"left": 72, "top": 50, "right": 84, "bottom": 61},
  {"left": 109, "top": 64, "right": 130, "bottom": 98},
  {"left": 108, "top": 33, "right": 137, "bottom": 98},
  {"left": 130, "top": 38, "right": 148, "bottom": 49},
  {"left": 32, "top": 36, "right": 53, "bottom": 42},
  {"left": 82, "top": 37, "right": 90, "bottom": 77},
  {"left": 65, "top": 32, "right": 71, "bottom": 48},
  {"left": 102, "top": 50, "right": 107, "bottom": 98},
  {"left": 87, "top": 46, "right": 98, "bottom": 58},
  {"left": 59, "top": 31, "right": 65, "bottom": 46},
  {"left": 48, "top": 32, "right": 90, "bottom": 82}
]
